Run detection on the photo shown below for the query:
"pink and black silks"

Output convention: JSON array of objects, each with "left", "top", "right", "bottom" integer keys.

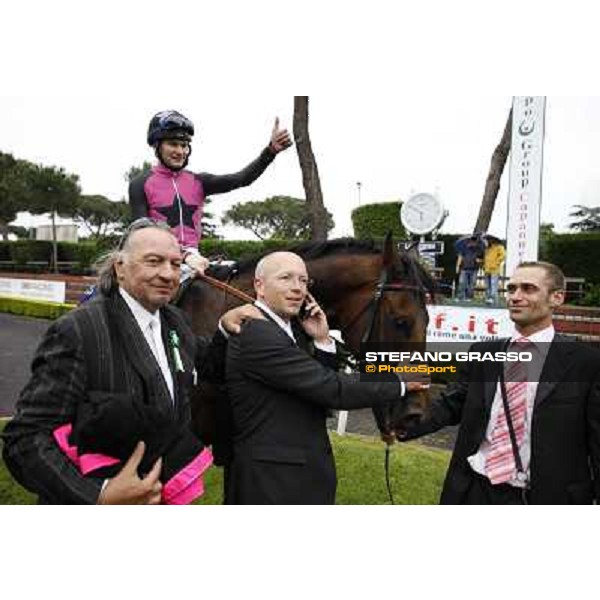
[{"left": 53, "top": 391, "right": 212, "bottom": 505}]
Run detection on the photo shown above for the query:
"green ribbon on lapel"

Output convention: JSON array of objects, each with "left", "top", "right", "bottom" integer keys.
[{"left": 168, "top": 330, "right": 185, "bottom": 373}]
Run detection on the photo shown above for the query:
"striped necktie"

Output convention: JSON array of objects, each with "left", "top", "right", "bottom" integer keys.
[{"left": 485, "top": 337, "right": 532, "bottom": 485}]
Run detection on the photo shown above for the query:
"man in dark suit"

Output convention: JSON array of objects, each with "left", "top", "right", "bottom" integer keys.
[
  {"left": 225, "top": 251, "right": 429, "bottom": 505},
  {"left": 395, "top": 261, "right": 600, "bottom": 504},
  {"left": 2, "top": 219, "right": 252, "bottom": 504}
]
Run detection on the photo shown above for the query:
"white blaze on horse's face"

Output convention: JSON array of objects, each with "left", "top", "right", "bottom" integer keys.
[{"left": 254, "top": 252, "right": 309, "bottom": 321}]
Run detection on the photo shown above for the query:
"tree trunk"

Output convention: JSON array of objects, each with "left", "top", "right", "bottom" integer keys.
[
  {"left": 0, "top": 222, "right": 9, "bottom": 241},
  {"left": 473, "top": 108, "right": 513, "bottom": 234},
  {"left": 293, "top": 97, "right": 328, "bottom": 240},
  {"left": 51, "top": 210, "right": 58, "bottom": 273}
]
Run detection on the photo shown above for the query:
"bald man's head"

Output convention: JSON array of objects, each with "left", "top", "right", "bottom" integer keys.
[{"left": 254, "top": 252, "right": 310, "bottom": 321}]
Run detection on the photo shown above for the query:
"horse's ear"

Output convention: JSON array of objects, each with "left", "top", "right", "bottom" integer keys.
[{"left": 382, "top": 231, "right": 396, "bottom": 268}]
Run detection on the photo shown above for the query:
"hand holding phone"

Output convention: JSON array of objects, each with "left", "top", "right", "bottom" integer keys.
[{"left": 298, "top": 293, "right": 330, "bottom": 343}]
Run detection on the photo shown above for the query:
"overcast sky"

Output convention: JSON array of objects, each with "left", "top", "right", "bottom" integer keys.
[
  {"left": 2, "top": 2, "right": 599, "bottom": 242},
  {"left": 3, "top": 95, "right": 599, "bottom": 240}
]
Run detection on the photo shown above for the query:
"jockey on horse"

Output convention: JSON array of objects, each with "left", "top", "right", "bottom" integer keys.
[{"left": 128, "top": 109, "right": 293, "bottom": 282}]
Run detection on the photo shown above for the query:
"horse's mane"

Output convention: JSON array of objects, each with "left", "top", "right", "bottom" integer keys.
[
  {"left": 230, "top": 238, "right": 437, "bottom": 297},
  {"left": 288, "top": 238, "right": 382, "bottom": 259}
]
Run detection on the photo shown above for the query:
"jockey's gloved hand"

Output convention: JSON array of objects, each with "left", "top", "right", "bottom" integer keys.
[{"left": 183, "top": 251, "right": 209, "bottom": 274}]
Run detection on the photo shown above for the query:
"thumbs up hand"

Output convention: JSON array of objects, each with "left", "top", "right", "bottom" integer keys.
[
  {"left": 97, "top": 441, "right": 163, "bottom": 505},
  {"left": 269, "top": 117, "right": 293, "bottom": 154}
]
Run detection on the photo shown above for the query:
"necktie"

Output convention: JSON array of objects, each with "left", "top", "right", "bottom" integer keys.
[
  {"left": 148, "top": 318, "right": 174, "bottom": 401},
  {"left": 485, "top": 337, "right": 532, "bottom": 484}
]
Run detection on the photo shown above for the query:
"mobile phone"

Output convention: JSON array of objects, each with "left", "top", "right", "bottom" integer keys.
[{"left": 299, "top": 300, "right": 310, "bottom": 320}]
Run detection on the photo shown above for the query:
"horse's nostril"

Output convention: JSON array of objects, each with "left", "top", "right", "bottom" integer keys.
[{"left": 398, "top": 413, "right": 423, "bottom": 429}]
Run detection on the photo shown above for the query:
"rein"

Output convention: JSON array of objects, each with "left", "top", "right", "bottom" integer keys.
[
  {"left": 198, "top": 263, "right": 428, "bottom": 506},
  {"left": 337, "top": 268, "right": 427, "bottom": 506},
  {"left": 196, "top": 272, "right": 255, "bottom": 304},
  {"left": 340, "top": 274, "right": 425, "bottom": 349}
]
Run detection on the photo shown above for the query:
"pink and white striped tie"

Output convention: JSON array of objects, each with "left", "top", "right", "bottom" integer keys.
[{"left": 485, "top": 337, "right": 532, "bottom": 485}]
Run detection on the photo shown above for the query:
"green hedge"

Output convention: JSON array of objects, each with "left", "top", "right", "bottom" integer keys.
[
  {"left": 9, "top": 240, "right": 52, "bottom": 265},
  {"left": 1, "top": 239, "right": 293, "bottom": 269},
  {"left": 420, "top": 232, "right": 600, "bottom": 287},
  {"left": 0, "top": 231, "right": 597, "bottom": 284},
  {"left": 199, "top": 239, "right": 291, "bottom": 260},
  {"left": 540, "top": 232, "right": 600, "bottom": 285},
  {"left": 0, "top": 240, "right": 102, "bottom": 271},
  {"left": 0, "top": 241, "right": 11, "bottom": 261},
  {"left": 57, "top": 242, "right": 102, "bottom": 267},
  {"left": 351, "top": 202, "right": 407, "bottom": 239},
  {"left": 0, "top": 297, "right": 75, "bottom": 319}
]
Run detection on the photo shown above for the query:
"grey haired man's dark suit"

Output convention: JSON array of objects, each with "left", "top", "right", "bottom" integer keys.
[{"left": 2, "top": 292, "right": 224, "bottom": 504}]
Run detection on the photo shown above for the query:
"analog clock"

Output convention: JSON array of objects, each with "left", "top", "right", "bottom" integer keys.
[{"left": 400, "top": 193, "right": 446, "bottom": 235}]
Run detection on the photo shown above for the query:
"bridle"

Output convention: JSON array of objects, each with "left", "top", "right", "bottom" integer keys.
[
  {"left": 336, "top": 265, "right": 429, "bottom": 505},
  {"left": 195, "top": 271, "right": 254, "bottom": 304},
  {"left": 339, "top": 268, "right": 427, "bottom": 348},
  {"left": 197, "top": 262, "right": 431, "bottom": 506}
]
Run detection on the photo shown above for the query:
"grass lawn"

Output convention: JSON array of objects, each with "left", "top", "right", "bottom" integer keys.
[
  {"left": 0, "top": 420, "right": 37, "bottom": 504},
  {"left": 0, "top": 420, "right": 450, "bottom": 505}
]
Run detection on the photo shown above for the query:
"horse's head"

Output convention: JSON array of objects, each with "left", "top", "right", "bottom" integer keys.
[
  {"left": 379, "top": 234, "right": 436, "bottom": 429},
  {"left": 180, "top": 236, "right": 436, "bottom": 441},
  {"left": 377, "top": 233, "right": 431, "bottom": 343},
  {"left": 303, "top": 234, "right": 436, "bottom": 430}
]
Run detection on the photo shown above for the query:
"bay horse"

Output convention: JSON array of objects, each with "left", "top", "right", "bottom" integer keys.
[{"left": 177, "top": 235, "right": 436, "bottom": 456}]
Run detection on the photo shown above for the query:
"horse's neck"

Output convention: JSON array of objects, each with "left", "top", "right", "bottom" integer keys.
[
  {"left": 307, "top": 255, "right": 382, "bottom": 298},
  {"left": 307, "top": 255, "right": 382, "bottom": 346},
  {"left": 230, "top": 271, "right": 255, "bottom": 294}
]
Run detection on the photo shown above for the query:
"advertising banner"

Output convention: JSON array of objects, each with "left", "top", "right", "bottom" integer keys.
[
  {"left": 505, "top": 96, "right": 547, "bottom": 276},
  {"left": 426, "top": 304, "right": 512, "bottom": 343},
  {"left": 0, "top": 278, "right": 66, "bottom": 303}
]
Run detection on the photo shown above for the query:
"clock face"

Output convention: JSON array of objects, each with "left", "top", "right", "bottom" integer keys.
[{"left": 400, "top": 193, "right": 444, "bottom": 235}]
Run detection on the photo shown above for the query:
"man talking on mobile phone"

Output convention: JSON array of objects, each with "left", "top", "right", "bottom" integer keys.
[{"left": 223, "top": 251, "right": 429, "bottom": 504}]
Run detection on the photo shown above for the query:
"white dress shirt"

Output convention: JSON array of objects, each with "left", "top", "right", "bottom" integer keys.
[
  {"left": 119, "top": 288, "right": 174, "bottom": 401},
  {"left": 467, "top": 324, "right": 555, "bottom": 487},
  {"left": 254, "top": 300, "right": 337, "bottom": 353}
]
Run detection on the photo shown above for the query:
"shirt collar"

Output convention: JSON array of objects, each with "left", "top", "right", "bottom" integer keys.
[
  {"left": 119, "top": 287, "right": 160, "bottom": 332},
  {"left": 255, "top": 299, "right": 296, "bottom": 342},
  {"left": 510, "top": 324, "right": 555, "bottom": 353}
]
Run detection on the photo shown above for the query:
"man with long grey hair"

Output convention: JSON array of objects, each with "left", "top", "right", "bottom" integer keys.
[{"left": 3, "top": 218, "right": 256, "bottom": 504}]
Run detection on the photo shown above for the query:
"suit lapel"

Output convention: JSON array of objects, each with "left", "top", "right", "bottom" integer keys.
[
  {"left": 106, "top": 293, "right": 173, "bottom": 410},
  {"left": 479, "top": 337, "right": 573, "bottom": 411},
  {"left": 291, "top": 320, "right": 313, "bottom": 353},
  {"left": 256, "top": 306, "right": 298, "bottom": 346},
  {"left": 534, "top": 336, "right": 575, "bottom": 409},
  {"left": 161, "top": 306, "right": 196, "bottom": 417}
]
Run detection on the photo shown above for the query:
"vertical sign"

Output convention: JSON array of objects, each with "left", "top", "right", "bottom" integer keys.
[{"left": 505, "top": 96, "right": 547, "bottom": 276}]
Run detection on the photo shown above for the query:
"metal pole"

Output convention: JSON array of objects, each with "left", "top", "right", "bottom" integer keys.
[{"left": 336, "top": 410, "right": 348, "bottom": 436}]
